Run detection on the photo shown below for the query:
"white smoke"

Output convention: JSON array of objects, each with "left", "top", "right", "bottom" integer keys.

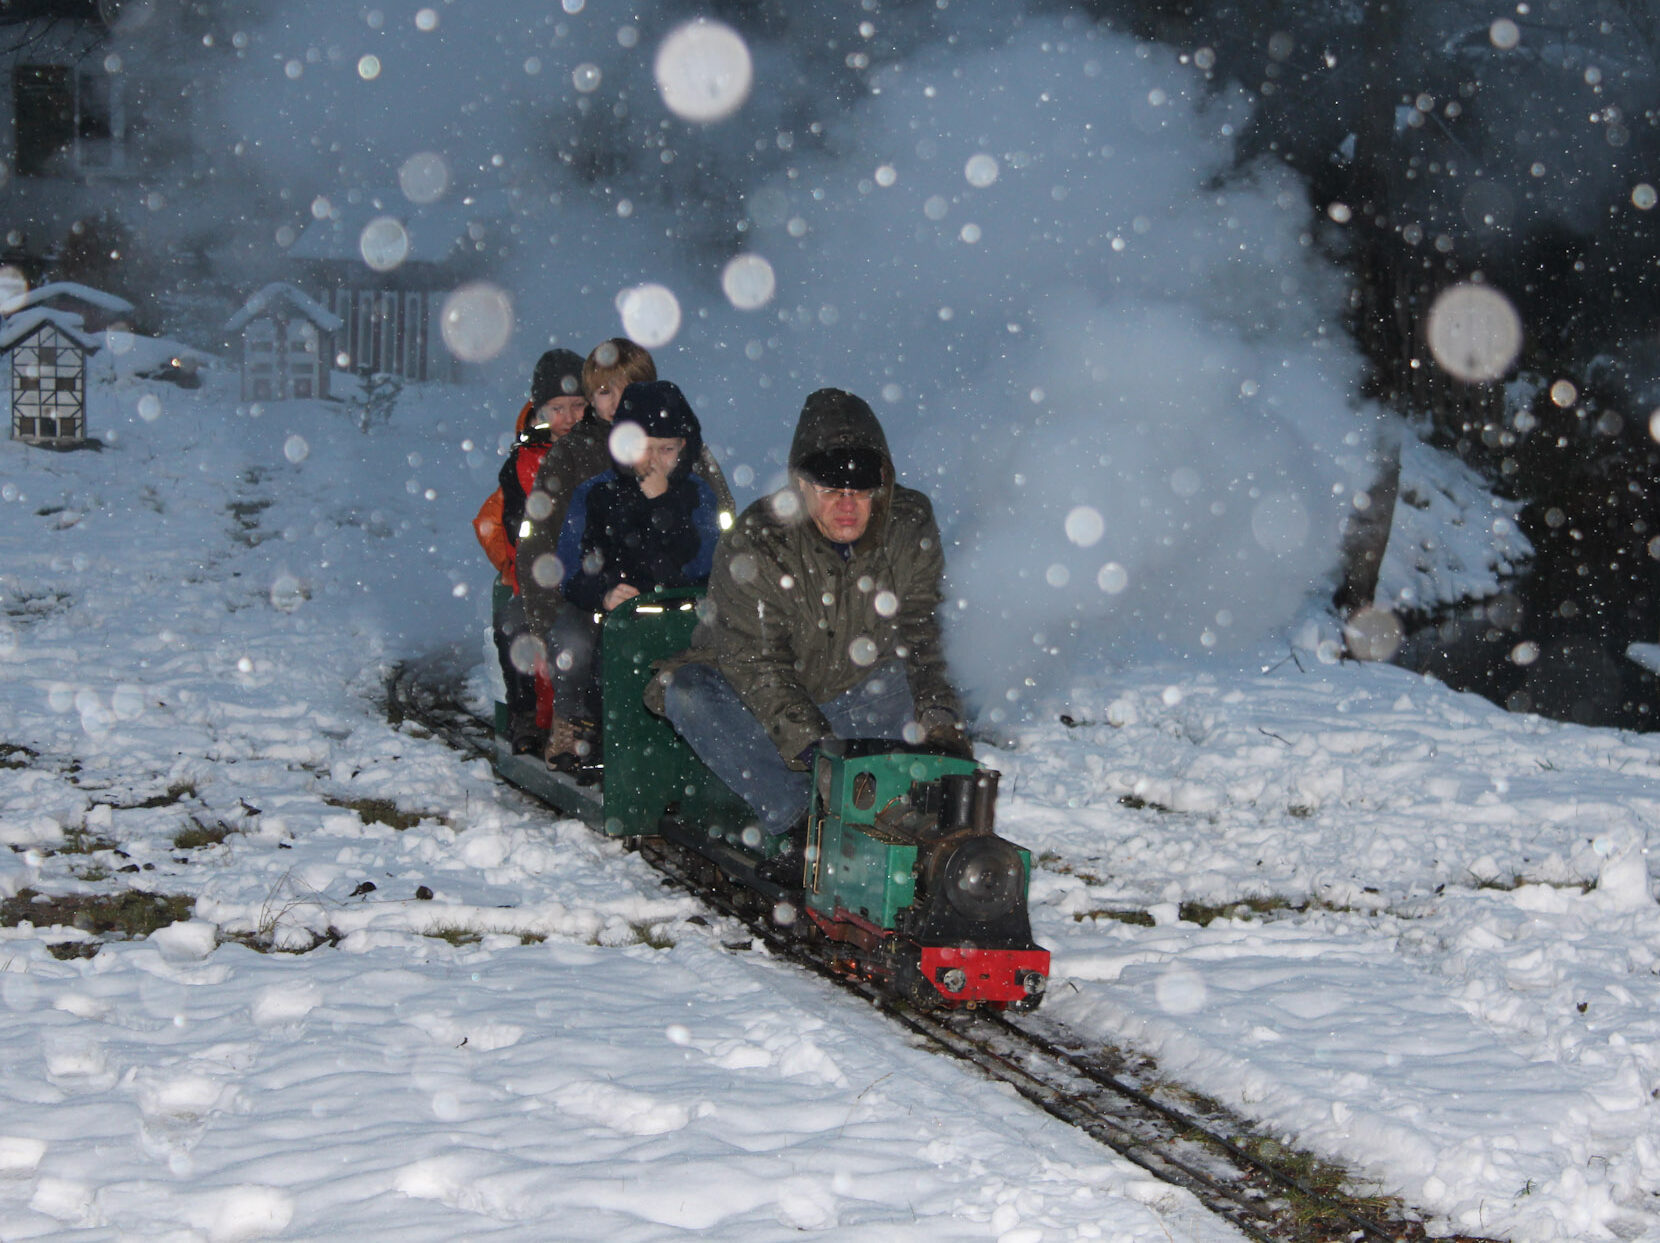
[{"left": 190, "top": 2, "right": 1389, "bottom": 715}]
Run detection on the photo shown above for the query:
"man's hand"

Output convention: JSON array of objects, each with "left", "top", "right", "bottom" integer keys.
[
  {"left": 787, "top": 738, "right": 825, "bottom": 772},
  {"left": 637, "top": 440, "right": 682, "bottom": 499},
  {"left": 919, "top": 708, "right": 972, "bottom": 758},
  {"left": 603, "top": 584, "right": 641, "bottom": 611}
]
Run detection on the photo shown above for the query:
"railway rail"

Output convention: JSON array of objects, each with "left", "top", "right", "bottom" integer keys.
[{"left": 387, "top": 654, "right": 1495, "bottom": 1243}]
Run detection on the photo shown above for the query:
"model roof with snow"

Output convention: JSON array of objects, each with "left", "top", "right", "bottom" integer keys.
[
  {"left": 0, "top": 282, "right": 135, "bottom": 318},
  {"left": 0, "top": 307, "right": 102, "bottom": 352},
  {"left": 224, "top": 282, "right": 345, "bottom": 334}
]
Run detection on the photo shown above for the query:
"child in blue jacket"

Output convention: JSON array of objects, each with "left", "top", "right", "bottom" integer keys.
[{"left": 545, "top": 380, "right": 722, "bottom": 765}]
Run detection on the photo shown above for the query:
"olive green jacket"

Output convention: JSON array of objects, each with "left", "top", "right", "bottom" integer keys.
[{"left": 647, "top": 390, "right": 961, "bottom": 764}]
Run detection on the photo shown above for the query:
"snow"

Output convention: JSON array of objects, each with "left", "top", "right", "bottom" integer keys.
[
  {"left": 0, "top": 282, "right": 136, "bottom": 317},
  {"left": 0, "top": 343, "right": 1657, "bottom": 1243},
  {"left": 1376, "top": 432, "right": 1534, "bottom": 615}
]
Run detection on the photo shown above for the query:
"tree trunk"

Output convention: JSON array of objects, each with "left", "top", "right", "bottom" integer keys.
[
  {"left": 1333, "top": 414, "right": 1403, "bottom": 617},
  {"left": 1333, "top": 0, "right": 1407, "bottom": 626}
]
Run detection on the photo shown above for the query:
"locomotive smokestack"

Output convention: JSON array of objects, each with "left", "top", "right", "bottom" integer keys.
[
  {"left": 941, "top": 773, "right": 975, "bottom": 831},
  {"left": 938, "top": 770, "right": 999, "bottom": 834},
  {"left": 970, "top": 769, "right": 998, "bottom": 834}
]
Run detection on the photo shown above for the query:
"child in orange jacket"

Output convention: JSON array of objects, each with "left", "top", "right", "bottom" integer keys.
[{"left": 476, "top": 349, "right": 586, "bottom": 754}]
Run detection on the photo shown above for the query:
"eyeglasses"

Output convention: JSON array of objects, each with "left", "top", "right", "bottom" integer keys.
[{"left": 805, "top": 482, "right": 875, "bottom": 500}]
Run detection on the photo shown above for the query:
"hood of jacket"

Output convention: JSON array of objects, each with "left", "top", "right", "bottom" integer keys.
[
  {"left": 787, "top": 388, "right": 892, "bottom": 477},
  {"left": 785, "top": 388, "right": 894, "bottom": 552},
  {"left": 610, "top": 380, "right": 703, "bottom": 486}
]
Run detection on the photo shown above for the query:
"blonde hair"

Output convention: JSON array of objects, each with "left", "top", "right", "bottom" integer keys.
[{"left": 582, "top": 338, "right": 656, "bottom": 399}]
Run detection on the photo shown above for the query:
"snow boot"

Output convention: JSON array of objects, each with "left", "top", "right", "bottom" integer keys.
[
  {"left": 509, "top": 717, "right": 546, "bottom": 756},
  {"left": 544, "top": 712, "right": 579, "bottom": 772}
]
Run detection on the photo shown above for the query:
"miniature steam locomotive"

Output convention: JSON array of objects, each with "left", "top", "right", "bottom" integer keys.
[{"left": 490, "top": 586, "right": 1049, "bottom": 1011}]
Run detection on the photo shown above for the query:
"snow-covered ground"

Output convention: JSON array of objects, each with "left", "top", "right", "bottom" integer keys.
[{"left": 3, "top": 358, "right": 1660, "bottom": 1242}]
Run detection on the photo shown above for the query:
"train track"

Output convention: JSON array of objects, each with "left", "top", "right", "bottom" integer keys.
[{"left": 387, "top": 654, "right": 1494, "bottom": 1243}]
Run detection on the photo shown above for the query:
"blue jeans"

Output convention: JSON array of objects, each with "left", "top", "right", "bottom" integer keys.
[{"left": 663, "top": 661, "right": 918, "bottom": 835}]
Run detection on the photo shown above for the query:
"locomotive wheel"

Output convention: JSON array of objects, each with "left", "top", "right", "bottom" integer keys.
[{"left": 887, "top": 948, "right": 944, "bottom": 1011}]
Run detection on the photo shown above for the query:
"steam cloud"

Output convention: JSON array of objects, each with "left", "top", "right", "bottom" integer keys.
[{"left": 196, "top": 1, "right": 1391, "bottom": 717}]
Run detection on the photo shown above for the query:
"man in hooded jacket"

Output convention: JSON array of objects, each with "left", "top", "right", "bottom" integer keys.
[{"left": 650, "top": 388, "right": 967, "bottom": 872}]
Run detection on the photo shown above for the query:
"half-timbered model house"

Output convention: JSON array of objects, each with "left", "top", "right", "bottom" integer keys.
[{"left": 3, "top": 308, "right": 97, "bottom": 447}]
